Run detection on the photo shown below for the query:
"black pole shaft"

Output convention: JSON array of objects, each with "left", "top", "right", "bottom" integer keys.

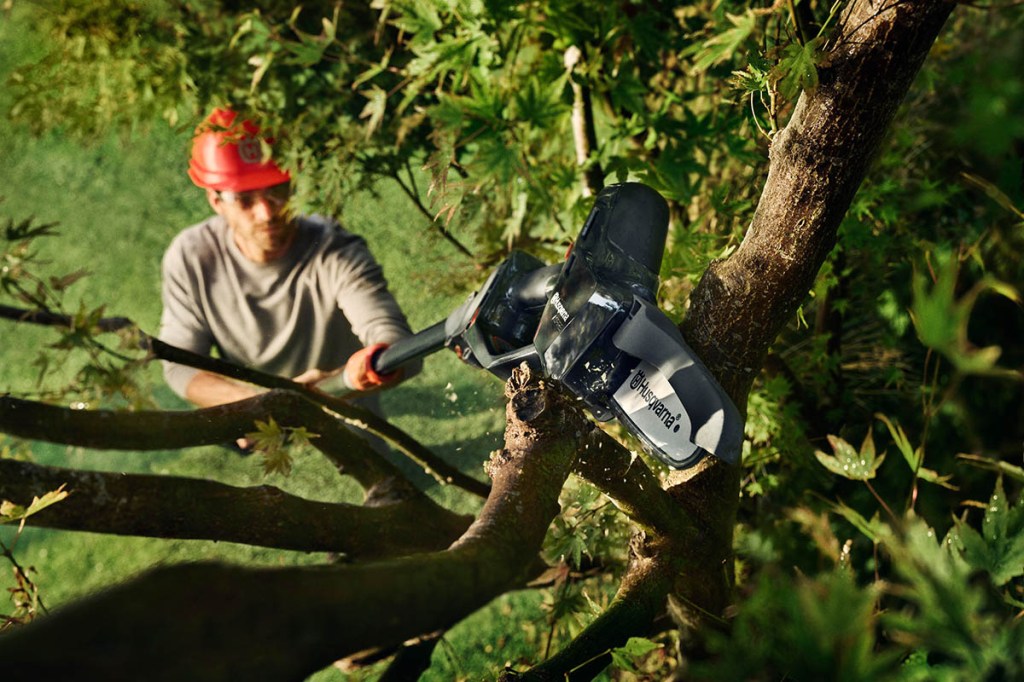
[{"left": 374, "top": 320, "right": 448, "bottom": 375}]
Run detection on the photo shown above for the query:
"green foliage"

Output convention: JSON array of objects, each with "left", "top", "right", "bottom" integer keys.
[
  {"left": 1, "top": 540, "right": 47, "bottom": 631},
  {"left": 244, "top": 416, "right": 319, "bottom": 477},
  {"left": 815, "top": 430, "right": 885, "bottom": 481},
  {"left": 696, "top": 569, "right": 897, "bottom": 681},
  {"left": 4, "top": 0, "right": 795, "bottom": 258},
  {"left": 693, "top": 11, "right": 757, "bottom": 72},
  {"left": 0, "top": 214, "right": 154, "bottom": 407},
  {"left": 3, "top": 1, "right": 1024, "bottom": 679},
  {"left": 952, "top": 478, "right": 1024, "bottom": 588},
  {"left": 0, "top": 486, "right": 69, "bottom": 532},
  {"left": 544, "top": 479, "right": 629, "bottom": 570},
  {"left": 771, "top": 36, "right": 826, "bottom": 100},
  {"left": 910, "top": 251, "right": 1022, "bottom": 378},
  {"left": 876, "top": 413, "right": 955, "bottom": 490},
  {"left": 2, "top": 485, "right": 68, "bottom": 630},
  {"left": 0, "top": 437, "right": 33, "bottom": 462},
  {"left": 712, "top": 506, "right": 1024, "bottom": 682},
  {"left": 536, "top": 479, "right": 631, "bottom": 658},
  {"left": 609, "top": 636, "right": 664, "bottom": 675},
  {"left": 884, "top": 519, "right": 1024, "bottom": 681}
]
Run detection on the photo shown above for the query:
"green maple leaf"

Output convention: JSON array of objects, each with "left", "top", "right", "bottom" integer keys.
[
  {"left": 911, "top": 255, "right": 1021, "bottom": 378},
  {"left": 246, "top": 417, "right": 294, "bottom": 477},
  {"left": 876, "top": 413, "right": 956, "bottom": 489},
  {"left": 610, "top": 637, "right": 663, "bottom": 674},
  {"left": 954, "top": 478, "right": 1024, "bottom": 586},
  {"left": 693, "top": 11, "right": 757, "bottom": 71},
  {"left": 1, "top": 485, "right": 70, "bottom": 532},
  {"left": 832, "top": 500, "right": 890, "bottom": 543},
  {"left": 771, "top": 37, "right": 825, "bottom": 99},
  {"left": 815, "top": 430, "right": 885, "bottom": 481}
]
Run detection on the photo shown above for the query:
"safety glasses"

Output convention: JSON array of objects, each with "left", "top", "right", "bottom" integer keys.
[{"left": 216, "top": 182, "right": 291, "bottom": 210}]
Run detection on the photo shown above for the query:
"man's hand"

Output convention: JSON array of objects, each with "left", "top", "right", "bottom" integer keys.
[{"left": 343, "top": 342, "right": 401, "bottom": 391}]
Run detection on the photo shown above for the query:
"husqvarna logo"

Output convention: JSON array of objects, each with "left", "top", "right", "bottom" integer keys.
[
  {"left": 238, "top": 135, "right": 262, "bottom": 164},
  {"left": 550, "top": 292, "right": 570, "bottom": 322},
  {"left": 629, "top": 368, "right": 682, "bottom": 433}
]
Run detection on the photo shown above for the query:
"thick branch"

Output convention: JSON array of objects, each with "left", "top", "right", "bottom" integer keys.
[
  {"left": 0, "top": 391, "right": 399, "bottom": 492},
  {"left": 573, "top": 428, "right": 697, "bottom": 539},
  {"left": 0, "top": 366, "right": 587, "bottom": 680},
  {"left": 665, "top": 0, "right": 958, "bottom": 641},
  {"left": 0, "top": 304, "right": 490, "bottom": 497},
  {"left": 683, "top": 0, "right": 957, "bottom": 399},
  {"left": 0, "top": 459, "right": 470, "bottom": 558},
  {"left": 151, "top": 337, "right": 489, "bottom": 496}
]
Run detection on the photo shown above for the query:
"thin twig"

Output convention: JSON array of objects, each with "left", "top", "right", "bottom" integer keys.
[{"left": 391, "top": 165, "right": 475, "bottom": 259}]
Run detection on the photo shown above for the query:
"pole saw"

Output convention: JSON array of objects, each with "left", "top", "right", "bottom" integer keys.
[{"left": 372, "top": 182, "right": 742, "bottom": 470}]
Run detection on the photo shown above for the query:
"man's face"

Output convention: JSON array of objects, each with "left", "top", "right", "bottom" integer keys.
[{"left": 206, "top": 182, "right": 296, "bottom": 263}]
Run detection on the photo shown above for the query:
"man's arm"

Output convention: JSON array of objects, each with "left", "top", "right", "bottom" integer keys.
[
  {"left": 159, "top": 229, "right": 243, "bottom": 403},
  {"left": 330, "top": 231, "right": 421, "bottom": 385},
  {"left": 183, "top": 371, "right": 262, "bottom": 408}
]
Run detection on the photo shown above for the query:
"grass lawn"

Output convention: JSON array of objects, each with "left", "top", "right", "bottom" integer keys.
[{"left": 0, "top": 8, "right": 553, "bottom": 680}]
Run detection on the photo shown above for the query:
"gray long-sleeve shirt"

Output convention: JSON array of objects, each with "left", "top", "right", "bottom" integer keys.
[{"left": 159, "top": 214, "right": 414, "bottom": 398}]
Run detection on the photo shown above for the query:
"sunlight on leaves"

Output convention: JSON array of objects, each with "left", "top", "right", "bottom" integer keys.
[
  {"left": 245, "top": 417, "right": 294, "bottom": 477},
  {"left": 693, "top": 12, "right": 757, "bottom": 71},
  {"left": 815, "top": 430, "right": 885, "bottom": 481},
  {"left": 831, "top": 500, "right": 889, "bottom": 543},
  {"left": 876, "top": 413, "right": 956, "bottom": 489},
  {"left": 610, "top": 637, "right": 663, "bottom": 675},
  {"left": 1, "top": 485, "right": 70, "bottom": 533},
  {"left": 771, "top": 37, "right": 825, "bottom": 99}
]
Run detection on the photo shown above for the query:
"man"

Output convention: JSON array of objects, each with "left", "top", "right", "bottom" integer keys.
[{"left": 159, "top": 108, "right": 416, "bottom": 416}]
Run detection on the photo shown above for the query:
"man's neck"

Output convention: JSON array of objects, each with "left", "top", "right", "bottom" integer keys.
[{"left": 231, "top": 220, "right": 299, "bottom": 264}]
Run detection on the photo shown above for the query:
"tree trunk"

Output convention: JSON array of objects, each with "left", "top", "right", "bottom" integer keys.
[{"left": 672, "top": 0, "right": 956, "bottom": 637}]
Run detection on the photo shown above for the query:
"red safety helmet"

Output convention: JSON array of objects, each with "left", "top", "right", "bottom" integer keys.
[{"left": 187, "top": 108, "right": 291, "bottom": 192}]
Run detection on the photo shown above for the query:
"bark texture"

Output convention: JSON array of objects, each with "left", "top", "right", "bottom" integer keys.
[
  {"left": 0, "top": 366, "right": 586, "bottom": 680},
  {"left": 0, "top": 459, "right": 470, "bottom": 557},
  {"left": 670, "top": 0, "right": 957, "bottom": 637},
  {"left": 684, "top": 0, "right": 958, "bottom": 397},
  {"left": 0, "top": 2, "right": 961, "bottom": 679}
]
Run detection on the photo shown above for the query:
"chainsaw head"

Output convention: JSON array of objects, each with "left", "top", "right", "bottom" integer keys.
[{"left": 441, "top": 182, "right": 743, "bottom": 469}]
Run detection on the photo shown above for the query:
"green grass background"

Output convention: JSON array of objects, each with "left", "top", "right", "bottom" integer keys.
[{"left": 0, "top": 8, "right": 548, "bottom": 680}]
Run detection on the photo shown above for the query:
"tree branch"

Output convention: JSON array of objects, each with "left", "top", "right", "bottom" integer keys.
[
  {"left": 0, "top": 459, "right": 470, "bottom": 558},
  {"left": 0, "top": 391, "right": 398, "bottom": 492},
  {"left": 565, "top": 46, "right": 605, "bottom": 196},
  {"left": 391, "top": 160, "right": 477, "bottom": 259},
  {"left": 573, "top": 429, "right": 697, "bottom": 539},
  {"left": 683, "top": 0, "right": 958, "bottom": 400},
  {"left": 0, "top": 366, "right": 587, "bottom": 680},
  {"left": 0, "top": 304, "right": 490, "bottom": 498},
  {"left": 153, "top": 335, "right": 490, "bottom": 496},
  {"left": 667, "top": 0, "right": 958, "bottom": 645}
]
